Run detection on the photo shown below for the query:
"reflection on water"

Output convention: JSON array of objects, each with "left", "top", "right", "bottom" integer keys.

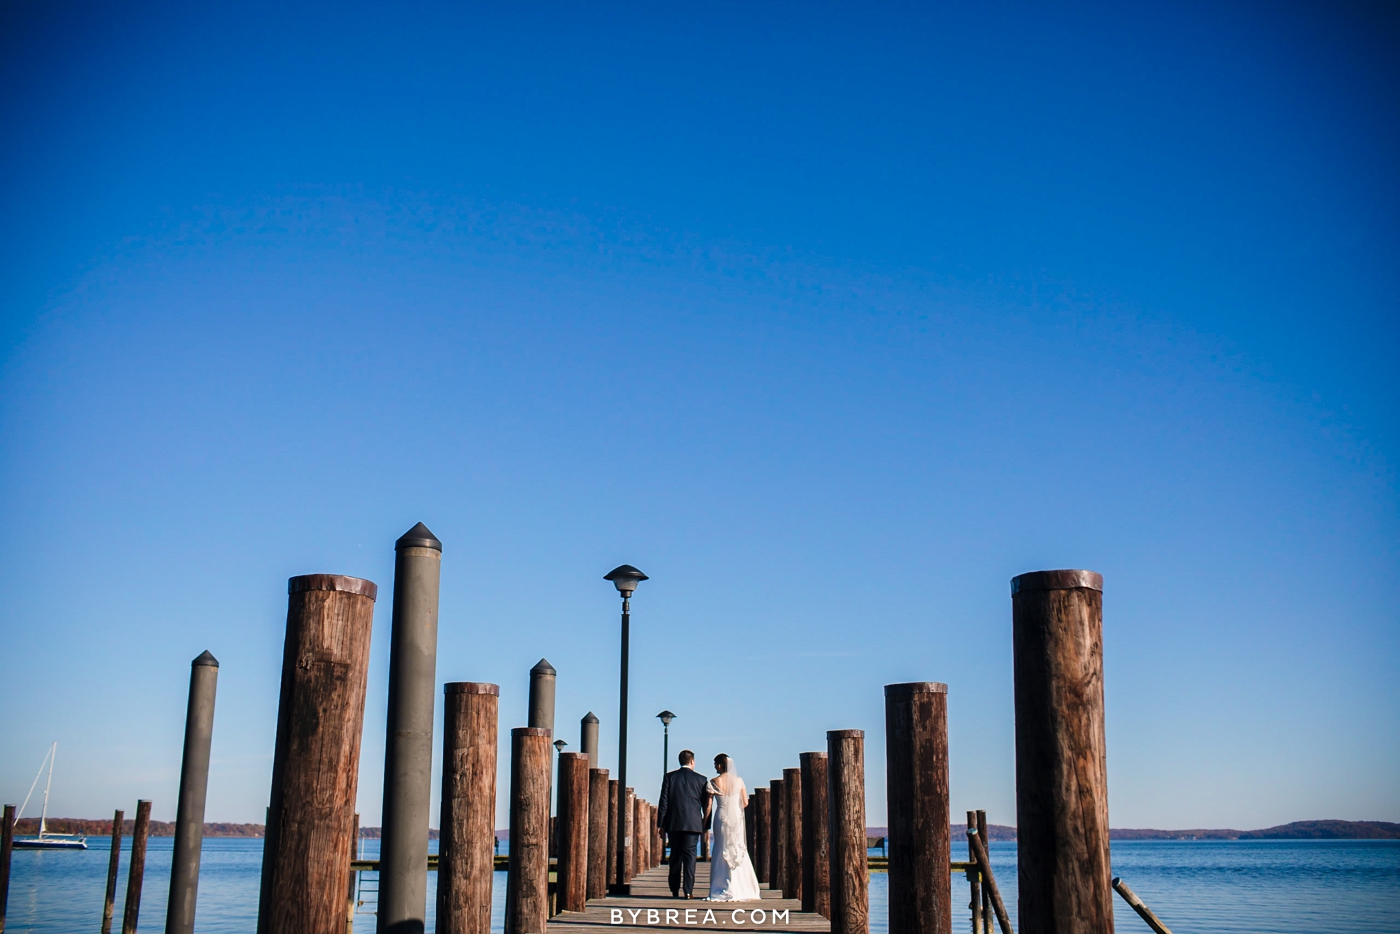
[{"left": 2, "top": 836, "right": 1396, "bottom": 933}]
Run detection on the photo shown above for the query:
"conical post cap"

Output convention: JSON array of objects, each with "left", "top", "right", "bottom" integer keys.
[
  {"left": 396, "top": 522, "right": 442, "bottom": 552},
  {"left": 532, "top": 658, "right": 557, "bottom": 675},
  {"left": 192, "top": 650, "right": 219, "bottom": 668}
]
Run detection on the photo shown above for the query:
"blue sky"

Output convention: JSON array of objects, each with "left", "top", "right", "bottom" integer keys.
[{"left": 0, "top": 1, "right": 1395, "bottom": 830}]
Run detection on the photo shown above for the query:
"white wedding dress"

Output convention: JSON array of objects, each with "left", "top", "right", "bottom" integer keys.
[{"left": 705, "top": 759, "right": 763, "bottom": 901}]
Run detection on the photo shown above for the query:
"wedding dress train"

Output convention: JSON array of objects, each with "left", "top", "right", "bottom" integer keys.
[{"left": 705, "top": 759, "right": 763, "bottom": 901}]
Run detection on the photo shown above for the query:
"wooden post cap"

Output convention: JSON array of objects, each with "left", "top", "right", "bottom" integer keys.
[
  {"left": 512, "top": 727, "right": 551, "bottom": 737},
  {"left": 445, "top": 682, "right": 500, "bottom": 695},
  {"left": 558, "top": 752, "right": 589, "bottom": 762},
  {"left": 826, "top": 729, "right": 864, "bottom": 739},
  {"left": 1010, "top": 569, "right": 1103, "bottom": 594},
  {"left": 287, "top": 574, "right": 379, "bottom": 600},
  {"left": 884, "top": 681, "right": 948, "bottom": 696},
  {"left": 801, "top": 751, "right": 828, "bottom": 759}
]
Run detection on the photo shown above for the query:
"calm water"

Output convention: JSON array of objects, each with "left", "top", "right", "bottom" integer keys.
[{"left": 3, "top": 837, "right": 1396, "bottom": 933}]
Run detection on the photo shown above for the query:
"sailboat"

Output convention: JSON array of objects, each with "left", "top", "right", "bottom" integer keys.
[{"left": 12, "top": 742, "right": 87, "bottom": 850}]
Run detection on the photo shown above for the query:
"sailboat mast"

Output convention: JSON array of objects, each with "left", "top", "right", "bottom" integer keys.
[{"left": 39, "top": 741, "right": 56, "bottom": 836}]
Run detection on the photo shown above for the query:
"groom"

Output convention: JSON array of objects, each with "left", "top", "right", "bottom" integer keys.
[{"left": 656, "top": 749, "right": 710, "bottom": 898}]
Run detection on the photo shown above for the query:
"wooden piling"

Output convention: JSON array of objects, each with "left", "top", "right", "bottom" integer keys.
[
  {"left": 587, "top": 769, "right": 610, "bottom": 899},
  {"left": 438, "top": 683, "right": 499, "bottom": 934},
  {"left": 636, "top": 798, "right": 649, "bottom": 871},
  {"left": 1011, "top": 569, "right": 1112, "bottom": 934},
  {"left": 122, "top": 799, "right": 152, "bottom": 934},
  {"left": 168, "top": 651, "right": 220, "bottom": 934},
  {"left": 623, "top": 788, "right": 636, "bottom": 883},
  {"left": 966, "top": 830, "right": 1012, "bottom": 934},
  {"left": 505, "top": 727, "right": 552, "bottom": 934},
  {"left": 0, "top": 803, "right": 13, "bottom": 934},
  {"left": 769, "top": 779, "right": 785, "bottom": 896},
  {"left": 885, "top": 682, "right": 951, "bottom": 934},
  {"left": 556, "top": 753, "right": 590, "bottom": 913},
  {"left": 652, "top": 803, "right": 659, "bottom": 868},
  {"left": 976, "top": 811, "right": 991, "bottom": 934},
  {"left": 606, "top": 781, "right": 619, "bottom": 886},
  {"left": 965, "top": 813, "right": 982, "bottom": 934},
  {"left": 782, "top": 767, "right": 804, "bottom": 905},
  {"left": 753, "top": 787, "right": 770, "bottom": 883},
  {"left": 745, "top": 797, "right": 757, "bottom": 863},
  {"left": 258, "top": 574, "right": 377, "bottom": 934},
  {"left": 800, "top": 751, "right": 830, "bottom": 917},
  {"left": 101, "top": 808, "right": 123, "bottom": 934},
  {"left": 826, "top": 730, "right": 868, "bottom": 934}
]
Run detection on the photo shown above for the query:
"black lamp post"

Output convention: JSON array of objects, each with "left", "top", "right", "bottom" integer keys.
[
  {"left": 656, "top": 710, "right": 676, "bottom": 779},
  {"left": 604, "top": 563, "right": 648, "bottom": 894}
]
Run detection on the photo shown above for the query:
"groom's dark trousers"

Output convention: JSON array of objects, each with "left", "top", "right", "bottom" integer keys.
[{"left": 657, "top": 765, "right": 710, "bottom": 897}]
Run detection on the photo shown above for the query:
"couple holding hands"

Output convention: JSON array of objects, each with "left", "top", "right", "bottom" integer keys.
[{"left": 656, "top": 750, "right": 762, "bottom": 902}]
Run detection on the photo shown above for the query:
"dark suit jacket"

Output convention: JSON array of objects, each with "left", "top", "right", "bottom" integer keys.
[{"left": 657, "top": 766, "right": 710, "bottom": 834}]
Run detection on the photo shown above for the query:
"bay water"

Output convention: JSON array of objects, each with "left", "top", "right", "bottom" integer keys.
[{"left": 3, "top": 837, "right": 1396, "bottom": 932}]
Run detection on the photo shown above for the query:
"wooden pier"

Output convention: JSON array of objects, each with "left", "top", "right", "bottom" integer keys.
[{"left": 547, "top": 863, "right": 829, "bottom": 934}]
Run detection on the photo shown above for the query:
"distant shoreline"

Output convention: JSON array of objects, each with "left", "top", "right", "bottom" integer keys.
[{"left": 16, "top": 817, "right": 1398, "bottom": 841}]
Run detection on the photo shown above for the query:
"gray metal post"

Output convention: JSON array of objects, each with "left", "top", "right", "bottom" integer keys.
[
  {"left": 165, "top": 651, "right": 219, "bottom": 934},
  {"left": 580, "top": 713, "right": 599, "bottom": 768},
  {"left": 528, "top": 660, "right": 556, "bottom": 734},
  {"left": 378, "top": 523, "right": 442, "bottom": 934}
]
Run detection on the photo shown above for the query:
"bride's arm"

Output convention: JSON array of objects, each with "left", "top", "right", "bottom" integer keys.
[{"left": 739, "top": 778, "right": 749, "bottom": 809}]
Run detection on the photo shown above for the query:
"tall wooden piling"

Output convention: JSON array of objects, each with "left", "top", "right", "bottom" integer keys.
[
  {"left": 827, "top": 730, "right": 868, "bottom": 934},
  {"left": 380, "top": 523, "right": 442, "bottom": 934},
  {"left": 606, "top": 781, "right": 619, "bottom": 886},
  {"left": 976, "top": 811, "right": 991, "bottom": 934},
  {"left": 101, "top": 808, "right": 123, "bottom": 934},
  {"left": 966, "top": 813, "right": 982, "bottom": 934},
  {"left": 556, "top": 753, "right": 590, "bottom": 912},
  {"left": 753, "top": 787, "right": 770, "bottom": 883},
  {"left": 800, "top": 752, "right": 831, "bottom": 917},
  {"left": 587, "top": 769, "right": 610, "bottom": 899},
  {"left": 438, "top": 683, "right": 499, "bottom": 934},
  {"left": 258, "top": 574, "right": 377, "bottom": 934},
  {"left": 782, "top": 768, "right": 804, "bottom": 904},
  {"left": 885, "top": 682, "right": 951, "bottom": 934},
  {"left": 505, "top": 727, "right": 552, "bottom": 934},
  {"left": 0, "top": 803, "right": 13, "bottom": 934},
  {"left": 122, "top": 799, "right": 152, "bottom": 934},
  {"left": 167, "top": 651, "right": 220, "bottom": 934},
  {"left": 769, "top": 779, "right": 785, "bottom": 896},
  {"left": 1011, "top": 570, "right": 1113, "bottom": 934}
]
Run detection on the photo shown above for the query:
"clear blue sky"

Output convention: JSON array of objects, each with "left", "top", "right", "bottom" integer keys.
[{"left": 1, "top": 1, "right": 1395, "bottom": 831}]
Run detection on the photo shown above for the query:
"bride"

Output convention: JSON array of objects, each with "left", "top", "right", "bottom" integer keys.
[{"left": 705, "top": 754, "right": 762, "bottom": 901}]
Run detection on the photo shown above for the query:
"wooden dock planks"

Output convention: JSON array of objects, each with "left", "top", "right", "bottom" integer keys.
[{"left": 547, "top": 864, "right": 831, "bottom": 934}]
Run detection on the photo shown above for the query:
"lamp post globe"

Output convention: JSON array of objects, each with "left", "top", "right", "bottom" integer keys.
[{"left": 604, "top": 564, "right": 647, "bottom": 893}]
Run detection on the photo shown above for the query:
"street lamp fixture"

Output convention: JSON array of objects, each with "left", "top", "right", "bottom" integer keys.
[
  {"left": 656, "top": 710, "right": 676, "bottom": 779},
  {"left": 605, "top": 564, "right": 647, "bottom": 894}
]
